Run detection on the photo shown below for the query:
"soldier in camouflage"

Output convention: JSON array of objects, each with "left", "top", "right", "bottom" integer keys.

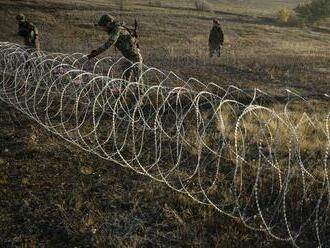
[
  {"left": 208, "top": 19, "right": 224, "bottom": 58},
  {"left": 16, "top": 14, "right": 40, "bottom": 51},
  {"left": 87, "top": 14, "right": 143, "bottom": 82}
]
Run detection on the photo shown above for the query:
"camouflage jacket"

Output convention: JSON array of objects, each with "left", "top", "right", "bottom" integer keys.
[
  {"left": 95, "top": 21, "right": 140, "bottom": 59},
  {"left": 18, "top": 21, "right": 39, "bottom": 47},
  {"left": 209, "top": 26, "right": 224, "bottom": 46}
]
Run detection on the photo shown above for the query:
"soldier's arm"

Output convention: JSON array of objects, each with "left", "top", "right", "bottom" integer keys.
[
  {"left": 34, "top": 27, "right": 41, "bottom": 51},
  {"left": 94, "top": 28, "right": 120, "bottom": 56},
  {"left": 28, "top": 23, "right": 38, "bottom": 37},
  {"left": 33, "top": 25, "right": 39, "bottom": 37},
  {"left": 25, "top": 23, "right": 39, "bottom": 41},
  {"left": 28, "top": 23, "right": 40, "bottom": 51}
]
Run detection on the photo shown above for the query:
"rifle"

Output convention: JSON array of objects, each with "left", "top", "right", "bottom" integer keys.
[
  {"left": 123, "top": 19, "right": 140, "bottom": 49},
  {"left": 133, "top": 19, "right": 139, "bottom": 49},
  {"left": 133, "top": 19, "right": 138, "bottom": 38}
]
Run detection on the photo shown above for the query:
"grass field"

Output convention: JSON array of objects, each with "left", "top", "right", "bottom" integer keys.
[{"left": 0, "top": 0, "right": 329, "bottom": 247}]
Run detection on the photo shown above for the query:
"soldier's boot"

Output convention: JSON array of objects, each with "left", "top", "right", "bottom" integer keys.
[{"left": 123, "top": 66, "right": 133, "bottom": 82}]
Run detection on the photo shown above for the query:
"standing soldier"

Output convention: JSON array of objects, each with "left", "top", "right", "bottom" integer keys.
[
  {"left": 208, "top": 19, "right": 224, "bottom": 58},
  {"left": 16, "top": 14, "right": 40, "bottom": 51},
  {"left": 87, "top": 14, "right": 143, "bottom": 83}
]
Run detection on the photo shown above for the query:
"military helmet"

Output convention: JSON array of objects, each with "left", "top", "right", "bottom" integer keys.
[
  {"left": 213, "top": 19, "right": 220, "bottom": 25},
  {"left": 95, "top": 14, "right": 114, "bottom": 27},
  {"left": 16, "top": 13, "right": 26, "bottom": 22}
]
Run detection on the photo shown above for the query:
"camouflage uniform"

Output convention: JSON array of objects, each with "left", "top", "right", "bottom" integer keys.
[
  {"left": 16, "top": 14, "right": 40, "bottom": 51},
  {"left": 208, "top": 19, "right": 224, "bottom": 58},
  {"left": 88, "top": 14, "right": 143, "bottom": 82}
]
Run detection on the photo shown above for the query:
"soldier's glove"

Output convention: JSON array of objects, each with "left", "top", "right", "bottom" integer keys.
[{"left": 87, "top": 50, "right": 98, "bottom": 60}]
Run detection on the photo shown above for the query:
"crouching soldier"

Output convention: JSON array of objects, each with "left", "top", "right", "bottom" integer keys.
[{"left": 16, "top": 13, "right": 40, "bottom": 51}]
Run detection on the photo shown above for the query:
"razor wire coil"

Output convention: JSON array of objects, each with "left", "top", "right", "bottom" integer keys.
[{"left": 0, "top": 42, "right": 330, "bottom": 247}]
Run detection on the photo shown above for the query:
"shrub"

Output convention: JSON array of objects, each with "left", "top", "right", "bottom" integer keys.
[
  {"left": 294, "top": 0, "right": 330, "bottom": 23},
  {"left": 277, "top": 7, "right": 290, "bottom": 23},
  {"left": 194, "top": 0, "right": 213, "bottom": 12}
]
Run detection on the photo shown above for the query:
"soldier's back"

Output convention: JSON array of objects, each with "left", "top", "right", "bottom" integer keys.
[
  {"left": 209, "top": 26, "right": 223, "bottom": 45},
  {"left": 108, "top": 22, "right": 140, "bottom": 59},
  {"left": 18, "top": 21, "right": 38, "bottom": 46}
]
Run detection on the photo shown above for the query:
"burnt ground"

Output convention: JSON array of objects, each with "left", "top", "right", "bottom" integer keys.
[{"left": 0, "top": 101, "right": 290, "bottom": 247}]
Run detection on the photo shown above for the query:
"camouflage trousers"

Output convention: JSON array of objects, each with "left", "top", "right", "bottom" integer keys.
[
  {"left": 24, "top": 37, "right": 40, "bottom": 51},
  {"left": 122, "top": 51, "right": 145, "bottom": 100},
  {"left": 123, "top": 51, "right": 143, "bottom": 83},
  {"left": 209, "top": 45, "right": 221, "bottom": 58}
]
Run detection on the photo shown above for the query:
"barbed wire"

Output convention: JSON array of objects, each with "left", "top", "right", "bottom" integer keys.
[{"left": 0, "top": 42, "right": 329, "bottom": 247}]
